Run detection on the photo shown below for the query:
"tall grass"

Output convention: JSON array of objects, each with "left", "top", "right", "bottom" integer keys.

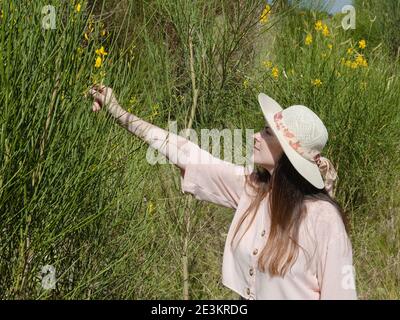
[
  {"left": 0, "top": 0, "right": 399, "bottom": 299},
  {"left": 246, "top": 0, "right": 400, "bottom": 298}
]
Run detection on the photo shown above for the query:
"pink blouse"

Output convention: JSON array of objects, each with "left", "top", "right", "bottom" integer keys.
[
  {"left": 143, "top": 124, "right": 357, "bottom": 299},
  {"left": 179, "top": 143, "right": 358, "bottom": 300}
]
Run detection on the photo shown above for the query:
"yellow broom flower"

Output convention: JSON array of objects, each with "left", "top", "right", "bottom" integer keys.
[
  {"left": 95, "top": 56, "right": 102, "bottom": 68},
  {"left": 260, "top": 5, "right": 271, "bottom": 24},
  {"left": 262, "top": 60, "right": 273, "bottom": 68},
  {"left": 311, "top": 79, "right": 322, "bottom": 86},
  {"left": 358, "top": 39, "right": 366, "bottom": 49},
  {"left": 95, "top": 46, "right": 108, "bottom": 57},
  {"left": 315, "top": 20, "right": 323, "bottom": 31},
  {"left": 272, "top": 66, "right": 279, "bottom": 79},
  {"left": 146, "top": 201, "right": 155, "bottom": 215},
  {"left": 305, "top": 33, "right": 313, "bottom": 45},
  {"left": 355, "top": 54, "right": 368, "bottom": 67},
  {"left": 322, "top": 25, "right": 330, "bottom": 37}
]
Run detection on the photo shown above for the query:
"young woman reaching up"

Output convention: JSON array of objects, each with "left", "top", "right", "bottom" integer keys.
[{"left": 89, "top": 86, "right": 357, "bottom": 300}]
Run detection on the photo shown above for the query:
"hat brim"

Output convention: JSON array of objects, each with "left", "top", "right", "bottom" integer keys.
[{"left": 257, "top": 93, "right": 324, "bottom": 189}]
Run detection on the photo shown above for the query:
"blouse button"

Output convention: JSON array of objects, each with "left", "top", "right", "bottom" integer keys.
[
  {"left": 253, "top": 248, "right": 258, "bottom": 255},
  {"left": 261, "top": 230, "right": 266, "bottom": 237},
  {"left": 249, "top": 268, "right": 254, "bottom": 276}
]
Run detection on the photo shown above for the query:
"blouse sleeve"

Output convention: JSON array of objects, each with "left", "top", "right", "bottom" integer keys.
[
  {"left": 180, "top": 142, "right": 247, "bottom": 210},
  {"left": 315, "top": 205, "right": 358, "bottom": 300}
]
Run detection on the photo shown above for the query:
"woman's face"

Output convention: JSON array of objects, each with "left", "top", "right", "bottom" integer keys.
[{"left": 252, "top": 124, "right": 284, "bottom": 174}]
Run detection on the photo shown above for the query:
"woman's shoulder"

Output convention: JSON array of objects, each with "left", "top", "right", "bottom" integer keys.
[{"left": 303, "top": 198, "right": 345, "bottom": 228}]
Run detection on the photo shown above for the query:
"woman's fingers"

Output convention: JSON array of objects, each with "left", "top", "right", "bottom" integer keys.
[
  {"left": 89, "top": 88, "right": 105, "bottom": 104},
  {"left": 92, "top": 101, "right": 101, "bottom": 112},
  {"left": 91, "top": 84, "right": 106, "bottom": 93},
  {"left": 89, "top": 85, "right": 113, "bottom": 112},
  {"left": 89, "top": 87, "right": 101, "bottom": 97}
]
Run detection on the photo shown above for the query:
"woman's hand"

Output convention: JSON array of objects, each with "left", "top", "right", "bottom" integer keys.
[{"left": 89, "top": 85, "right": 119, "bottom": 112}]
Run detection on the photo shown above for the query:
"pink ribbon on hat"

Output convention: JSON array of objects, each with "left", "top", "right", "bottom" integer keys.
[{"left": 314, "top": 154, "right": 338, "bottom": 198}]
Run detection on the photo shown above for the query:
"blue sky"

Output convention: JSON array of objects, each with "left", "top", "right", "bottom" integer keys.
[
  {"left": 268, "top": 0, "right": 354, "bottom": 14},
  {"left": 318, "top": 0, "right": 354, "bottom": 14}
]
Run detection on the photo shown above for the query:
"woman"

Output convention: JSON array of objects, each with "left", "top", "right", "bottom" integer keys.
[{"left": 89, "top": 86, "right": 357, "bottom": 300}]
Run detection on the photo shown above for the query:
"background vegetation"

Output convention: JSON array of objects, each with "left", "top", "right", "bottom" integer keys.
[{"left": 1, "top": 0, "right": 399, "bottom": 299}]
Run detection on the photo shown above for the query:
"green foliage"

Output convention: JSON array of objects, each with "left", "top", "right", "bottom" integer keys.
[{"left": 0, "top": 0, "right": 399, "bottom": 299}]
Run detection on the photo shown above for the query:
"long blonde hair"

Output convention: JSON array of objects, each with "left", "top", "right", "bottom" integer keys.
[{"left": 231, "top": 153, "right": 350, "bottom": 277}]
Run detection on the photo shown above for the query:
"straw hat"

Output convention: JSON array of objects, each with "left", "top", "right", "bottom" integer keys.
[{"left": 257, "top": 93, "right": 338, "bottom": 196}]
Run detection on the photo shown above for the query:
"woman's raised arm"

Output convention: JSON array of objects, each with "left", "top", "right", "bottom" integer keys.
[{"left": 89, "top": 85, "right": 198, "bottom": 174}]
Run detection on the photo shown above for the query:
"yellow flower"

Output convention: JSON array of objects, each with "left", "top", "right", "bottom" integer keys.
[
  {"left": 355, "top": 54, "right": 363, "bottom": 64},
  {"left": 347, "top": 47, "right": 353, "bottom": 55},
  {"left": 146, "top": 201, "right": 155, "bottom": 215},
  {"left": 358, "top": 39, "right": 366, "bottom": 49},
  {"left": 88, "top": 17, "right": 94, "bottom": 33},
  {"left": 262, "top": 60, "right": 273, "bottom": 68},
  {"left": 327, "top": 43, "right": 333, "bottom": 50},
  {"left": 311, "top": 79, "right": 322, "bottom": 86},
  {"left": 95, "top": 46, "right": 108, "bottom": 57},
  {"left": 75, "top": 3, "right": 81, "bottom": 12},
  {"left": 150, "top": 104, "right": 160, "bottom": 119},
  {"left": 260, "top": 5, "right": 271, "bottom": 24},
  {"left": 243, "top": 79, "right": 249, "bottom": 88},
  {"left": 362, "top": 59, "right": 368, "bottom": 67},
  {"left": 355, "top": 54, "right": 368, "bottom": 67},
  {"left": 271, "top": 66, "right": 279, "bottom": 79},
  {"left": 350, "top": 61, "right": 358, "bottom": 69},
  {"left": 95, "top": 56, "right": 102, "bottom": 68},
  {"left": 305, "top": 33, "right": 313, "bottom": 45},
  {"left": 129, "top": 95, "right": 138, "bottom": 105},
  {"left": 315, "top": 20, "right": 323, "bottom": 31},
  {"left": 345, "top": 60, "right": 352, "bottom": 68},
  {"left": 322, "top": 25, "right": 329, "bottom": 37}
]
